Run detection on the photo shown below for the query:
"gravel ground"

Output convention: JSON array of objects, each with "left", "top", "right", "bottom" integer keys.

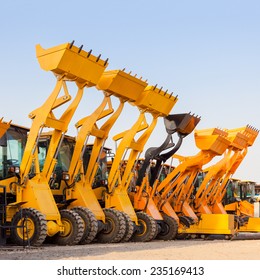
[{"left": 1, "top": 234, "right": 260, "bottom": 260}]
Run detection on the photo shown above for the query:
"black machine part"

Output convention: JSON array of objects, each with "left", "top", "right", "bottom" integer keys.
[{"left": 136, "top": 113, "right": 201, "bottom": 187}]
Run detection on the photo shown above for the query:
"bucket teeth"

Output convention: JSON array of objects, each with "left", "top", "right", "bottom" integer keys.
[{"left": 226, "top": 125, "right": 259, "bottom": 147}]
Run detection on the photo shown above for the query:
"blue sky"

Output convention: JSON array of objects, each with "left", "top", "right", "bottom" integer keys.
[{"left": 0, "top": 0, "right": 260, "bottom": 181}]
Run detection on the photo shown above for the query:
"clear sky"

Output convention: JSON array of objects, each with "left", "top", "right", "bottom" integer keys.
[{"left": 0, "top": 0, "right": 260, "bottom": 182}]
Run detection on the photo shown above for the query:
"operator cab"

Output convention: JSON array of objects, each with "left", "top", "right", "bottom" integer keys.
[{"left": 0, "top": 124, "right": 28, "bottom": 180}]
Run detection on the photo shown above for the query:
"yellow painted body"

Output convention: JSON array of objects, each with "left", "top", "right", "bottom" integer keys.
[
  {"left": 239, "top": 217, "right": 260, "bottom": 232},
  {"left": 179, "top": 214, "right": 235, "bottom": 235},
  {"left": 6, "top": 42, "right": 107, "bottom": 236},
  {"left": 105, "top": 188, "right": 137, "bottom": 222},
  {"left": 65, "top": 182, "right": 105, "bottom": 220}
]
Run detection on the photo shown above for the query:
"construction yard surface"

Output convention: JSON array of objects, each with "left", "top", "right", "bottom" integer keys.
[{"left": 1, "top": 235, "right": 260, "bottom": 260}]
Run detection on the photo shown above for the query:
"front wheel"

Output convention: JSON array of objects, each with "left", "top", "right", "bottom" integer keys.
[
  {"left": 157, "top": 214, "right": 178, "bottom": 240},
  {"left": 96, "top": 208, "right": 126, "bottom": 243},
  {"left": 52, "top": 209, "right": 84, "bottom": 245},
  {"left": 72, "top": 206, "right": 98, "bottom": 244},
  {"left": 10, "top": 207, "right": 47, "bottom": 246},
  {"left": 131, "top": 212, "right": 157, "bottom": 242}
]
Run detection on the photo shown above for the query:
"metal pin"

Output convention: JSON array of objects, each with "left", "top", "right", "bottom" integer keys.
[
  {"left": 145, "top": 79, "right": 148, "bottom": 82},
  {"left": 158, "top": 86, "right": 163, "bottom": 93},
  {"left": 96, "top": 54, "right": 101, "bottom": 62},
  {"left": 129, "top": 71, "right": 132, "bottom": 75},
  {"left": 153, "top": 84, "right": 158, "bottom": 90},
  {"left": 78, "top": 45, "right": 83, "bottom": 53},
  {"left": 164, "top": 89, "right": 168, "bottom": 96},
  {"left": 169, "top": 92, "right": 174, "bottom": 97},
  {"left": 122, "top": 68, "right": 126, "bottom": 72},
  {"left": 104, "top": 58, "right": 109, "bottom": 66},
  {"left": 175, "top": 94, "right": 178, "bottom": 100},
  {"left": 69, "top": 40, "right": 75, "bottom": 49},
  {"left": 87, "top": 49, "right": 92, "bottom": 58}
]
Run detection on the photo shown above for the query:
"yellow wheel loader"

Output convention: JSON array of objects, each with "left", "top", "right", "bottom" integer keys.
[
  {"left": 221, "top": 126, "right": 260, "bottom": 232},
  {"left": 194, "top": 127, "right": 252, "bottom": 215},
  {"left": 129, "top": 113, "right": 200, "bottom": 240},
  {"left": 1, "top": 42, "right": 108, "bottom": 246},
  {"left": 225, "top": 179, "right": 256, "bottom": 223},
  {"left": 0, "top": 122, "right": 28, "bottom": 245},
  {"left": 154, "top": 128, "right": 236, "bottom": 237}
]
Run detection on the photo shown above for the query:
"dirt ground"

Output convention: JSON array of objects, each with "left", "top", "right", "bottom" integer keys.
[{"left": 1, "top": 233, "right": 260, "bottom": 260}]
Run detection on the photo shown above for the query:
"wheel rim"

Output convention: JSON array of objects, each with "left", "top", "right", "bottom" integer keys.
[
  {"left": 160, "top": 222, "right": 170, "bottom": 236},
  {"left": 16, "top": 218, "right": 35, "bottom": 240},
  {"left": 61, "top": 218, "right": 73, "bottom": 237},
  {"left": 104, "top": 217, "right": 115, "bottom": 234},
  {"left": 137, "top": 219, "right": 147, "bottom": 236}
]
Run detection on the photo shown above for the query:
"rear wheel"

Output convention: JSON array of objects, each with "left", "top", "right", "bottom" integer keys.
[
  {"left": 72, "top": 206, "right": 98, "bottom": 244},
  {"left": 157, "top": 214, "right": 178, "bottom": 240},
  {"left": 131, "top": 211, "right": 157, "bottom": 242},
  {"left": 52, "top": 209, "right": 84, "bottom": 245},
  {"left": 10, "top": 208, "right": 47, "bottom": 246},
  {"left": 96, "top": 208, "right": 126, "bottom": 243}
]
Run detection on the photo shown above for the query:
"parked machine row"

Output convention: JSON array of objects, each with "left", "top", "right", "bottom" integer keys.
[{"left": 0, "top": 42, "right": 258, "bottom": 246}]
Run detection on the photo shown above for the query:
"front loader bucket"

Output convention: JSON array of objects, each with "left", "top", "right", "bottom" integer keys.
[
  {"left": 243, "top": 125, "right": 259, "bottom": 146},
  {"left": 226, "top": 131, "right": 249, "bottom": 150},
  {"left": 164, "top": 113, "right": 201, "bottom": 136},
  {"left": 227, "top": 125, "right": 259, "bottom": 147},
  {"left": 195, "top": 128, "right": 230, "bottom": 155},
  {"left": 36, "top": 42, "right": 108, "bottom": 86},
  {"left": 96, "top": 70, "right": 148, "bottom": 101},
  {"left": 134, "top": 85, "right": 178, "bottom": 116}
]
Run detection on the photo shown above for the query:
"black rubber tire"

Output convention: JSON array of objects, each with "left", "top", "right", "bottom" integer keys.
[
  {"left": 131, "top": 211, "right": 157, "bottom": 242},
  {"left": 72, "top": 206, "right": 98, "bottom": 244},
  {"left": 96, "top": 208, "right": 126, "bottom": 243},
  {"left": 156, "top": 214, "right": 179, "bottom": 240},
  {"left": 10, "top": 207, "right": 47, "bottom": 247},
  {"left": 120, "top": 211, "right": 135, "bottom": 242},
  {"left": 52, "top": 209, "right": 84, "bottom": 245}
]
